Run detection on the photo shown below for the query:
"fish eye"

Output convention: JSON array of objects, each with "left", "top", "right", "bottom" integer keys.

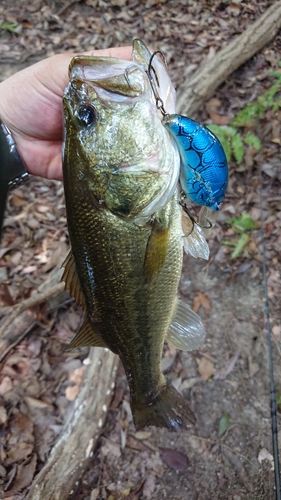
[{"left": 75, "top": 105, "right": 98, "bottom": 128}]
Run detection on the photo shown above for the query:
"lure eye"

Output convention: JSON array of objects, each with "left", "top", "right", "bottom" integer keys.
[{"left": 75, "top": 105, "right": 97, "bottom": 128}]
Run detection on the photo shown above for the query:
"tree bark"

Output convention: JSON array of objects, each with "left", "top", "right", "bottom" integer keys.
[
  {"left": 176, "top": 1, "right": 281, "bottom": 117},
  {"left": 26, "top": 347, "right": 119, "bottom": 500}
]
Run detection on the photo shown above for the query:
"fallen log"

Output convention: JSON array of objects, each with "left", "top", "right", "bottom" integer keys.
[
  {"left": 26, "top": 347, "right": 118, "bottom": 500},
  {"left": 176, "top": 1, "right": 281, "bottom": 117}
]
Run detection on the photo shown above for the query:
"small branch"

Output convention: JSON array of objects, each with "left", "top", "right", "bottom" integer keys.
[
  {"left": 0, "top": 282, "right": 65, "bottom": 339},
  {"left": 0, "top": 323, "right": 36, "bottom": 363}
]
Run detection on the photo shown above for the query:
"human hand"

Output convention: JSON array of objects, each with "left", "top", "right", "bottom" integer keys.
[{"left": 0, "top": 47, "right": 131, "bottom": 181}]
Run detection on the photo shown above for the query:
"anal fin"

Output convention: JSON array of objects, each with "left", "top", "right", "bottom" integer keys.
[
  {"left": 166, "top": 298, "right": 206, "bottom": 351},
  {"left": 68, "top": 316, "right": 109, "bottom": 350}
]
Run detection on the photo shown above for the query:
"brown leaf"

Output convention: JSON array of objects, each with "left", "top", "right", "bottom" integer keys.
[
  {"left": 7, "top": 453, "right": 37, "bottom": 493},
  {"left": 11, "top": 194, "right": 26, "bottom": 207},
  {"left": 159, "top": 447, "right": 190, "bottom": 471},
  {"left": 123, "top": 481, "right": 145, "bottom": 500},
  {"left": 193, "top": 292, "right": 211, "bottom": 314},
  {"left": 208, "top": 110, "right": 229, "bottom": 125},
  {"left": 0, "top": 376, "right": 13, "bottom": 396},
  {"left": 7, "top": 443, "right": 33, "bottom": 463},
  {"left": 196, "top": 356, "right": 216, "bottom": 381},
  {"left": 11, "top": 412, "right": 34, "bottom": 435},
  {"left": 0, "top": 284, "right": 14, "bottom": 306},
  {"left": 0, "top": 406, "right": 7, "bottom": 424}
]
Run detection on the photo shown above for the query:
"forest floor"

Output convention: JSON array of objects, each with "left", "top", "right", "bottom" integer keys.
[{"left": 0, "top": 1, "right": 280, "bottom": 499}]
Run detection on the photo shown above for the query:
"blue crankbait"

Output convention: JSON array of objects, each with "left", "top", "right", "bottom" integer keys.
[
  {"left": 162, "top": 114, "right": 228, "bottom": 211},
  {"left": 146, "top": 51, "right": 228, "bottom": 212}
]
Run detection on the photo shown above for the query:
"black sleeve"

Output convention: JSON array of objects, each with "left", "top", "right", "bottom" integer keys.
[
  {"left": 0, "top": 120, "right": 29, "bottom": 243},
  {"left": 0, "top": 123, "right": 12, "bottom": 241}
]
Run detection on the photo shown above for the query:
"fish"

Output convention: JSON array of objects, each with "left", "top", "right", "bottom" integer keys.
[{"left": 62, "top": 39, "right": 206, "bottom": 431}]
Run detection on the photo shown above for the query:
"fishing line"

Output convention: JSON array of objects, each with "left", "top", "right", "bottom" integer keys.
[{"left": 258, "top": 146, "right": 281, "bottom": 499}]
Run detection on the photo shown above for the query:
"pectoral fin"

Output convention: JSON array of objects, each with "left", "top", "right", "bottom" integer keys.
[
  {"left": 61, "top": 250, "right": 86, "bottom": 310},
  {"left": 144, "top": 222, "right": 169, "bottom": 283},
  {"left": 166, "top": 298, "right": 206, "bottom": 351},
  {"left": 181, "top": 211, "right": 209, "bottom": 260},
  {"left": 68, "top": 316, "right": 109, "bottom": 350}
]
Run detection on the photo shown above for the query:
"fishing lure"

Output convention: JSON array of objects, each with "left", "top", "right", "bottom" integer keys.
[
  {"left": 147, "top": 52, "right": 228, "bottom": 212},
  {"left": 163, "top": 114, "right": 228, "bottom": 211}
]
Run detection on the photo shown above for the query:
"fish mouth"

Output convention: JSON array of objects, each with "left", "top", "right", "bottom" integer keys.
[{"left": 69, "top": 56, "right": 146, "bottom": 97}]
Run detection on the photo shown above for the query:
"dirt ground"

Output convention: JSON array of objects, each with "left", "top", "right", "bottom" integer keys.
[{"left": 0, "top": 1, "right": 280, "bottom": 499}]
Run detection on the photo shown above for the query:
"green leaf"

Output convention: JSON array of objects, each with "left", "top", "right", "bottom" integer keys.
[
  {"left": 228, "top": 212, "right": 256, "bottom": 232},
  {"left": 221, "top": 240, "right": 236, "bottom": 248},
  {"left": 231, "top": 133, "right": 244, "bottom": 163},
  {"left": 231, "top": 78, "right": 281, "bottom": 126},
  {"left": 231, "top": 233, "right": 249, "bottom": 259},
  {"left": 218, "top": 414, "right": 230, "bottom": 436},
  {"left": 0, "top": 21, "right": 19, "bottom": 33},
  {"left": 232, "top": 103, "right": 258, "bottom": 127},
  {"left": 244, "top": 132, "right": 261, "bottom": 150}
]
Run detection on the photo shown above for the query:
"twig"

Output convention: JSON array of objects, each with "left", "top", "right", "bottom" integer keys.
[
  {"left": 0, "top": 323, "right": 36, "bottom": 363},
  {"left": 57, "top": 0, "right": 80, "bottom": 16},
  {"left": 0, "top": 282, "right": 65, "bottom": 339}
]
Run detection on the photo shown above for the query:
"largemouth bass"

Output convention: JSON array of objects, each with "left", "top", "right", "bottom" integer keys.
[{"left": 62, "top": 39, "right": 205, "bottom": 431}]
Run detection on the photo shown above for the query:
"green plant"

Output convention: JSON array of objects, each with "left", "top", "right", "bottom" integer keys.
[
  {"left": 0, "top": 21, "right": 20, "bottom": 33},
  {"left": 207, "top": 67, "right": 281, "bottom": 164},
  {"left": 222, "top": 212, "right": 256, "bottom": 259}
]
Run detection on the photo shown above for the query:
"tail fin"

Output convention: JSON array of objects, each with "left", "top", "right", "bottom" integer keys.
[{"left": 131, "top": 382, "right": 196, "bottom": 432}]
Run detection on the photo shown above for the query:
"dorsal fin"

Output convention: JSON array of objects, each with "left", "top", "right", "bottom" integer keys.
[
  {"left": 144, "top": 222, "right": 170, "bottom": 283},
  {"left": 61, "top": 250, "right": 86, "bottom": 310},
  {"left": 166, "top": 298, "right": 206, "bottom": 351},
  {"left": 67, "top": 316, "right": 109, "bottom": 350}
]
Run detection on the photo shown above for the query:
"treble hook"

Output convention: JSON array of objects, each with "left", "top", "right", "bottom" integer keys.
[
  {"left": 146, "top": 51, "right": 168, "bottom": 116},
  {"left": 179, "top": 193, "right": 213, "bottom": 233}
]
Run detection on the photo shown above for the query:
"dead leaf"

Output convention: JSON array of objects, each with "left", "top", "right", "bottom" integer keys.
[
  {"left": 208, "top": 110, "right": 230, "bottom": 125},
  {"left": 193, "top": 292, "right": 211, "bottom": 314},
  {"left": 7, "top": 443, "right": 33, "bottom": 463},
  {"left": 159, "top": 447, "right": 190, "bottom": 471},
  {"left": 0, "top": 376, "right": 13, "bottom": 395},
  {"left": 214, "top": 352, "right": 240, "bottom": 380},
  {"left": 101, "top": 440, "right": 121, "bottom": 458},
  {"left": 0, "top": 284, "right": 14, "bottom": 306},
  {"left": 11, "top": 194, "right": 26, "bottom": 207},
  {"left": 196, "top": 356, "right": 216, "bottom": 381},
  {"left": 65, "top": 385, "right": 79, "bottom": 401},
  {"left": 7, "top": 453, "right": 37, "bottom": 493},
  {"left": 134, "top": 431, "right": 151, "bottom": 440},
  {"left": 11, "top": 412, "right": 34, "bottom": 437},
  {"left": 66, "top": 366, "right": 85, "bottom": 401},
  {"left": 122, "top": 481, "right": 145, "bottom": 500},
  {"left": 24, "top": 396, "right": 53, "bottom": 409},
  {"left": 272, "top": 325, "right": 281, "bottom": 337},
  {"left": 258, "top": 448, "right": 274, "bottom": 470},
  {"left": 0, "top": 406, "right": 7, "bottom": 424},
  {"left": 142, "top": 474, "right": 156, "bottom": 498}
]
